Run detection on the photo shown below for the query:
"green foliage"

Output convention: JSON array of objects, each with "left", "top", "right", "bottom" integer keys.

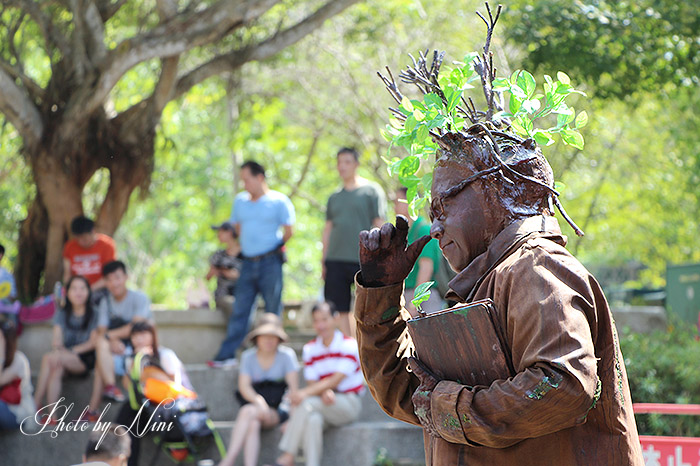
[
  {"left": 620, "top": 325, "right": 700, "bottom": 436},
  {"left": 381, "top": 21, "right": 590, "bottom": 215},
  {"left": 411, "top": 280, "right": 435, "bottom": 313},
  {"left": 492, "top": 70, "right": 587, "bottom": 149},
  {"left": 504, "top": 0, "right": 700, "bottom": 98}
]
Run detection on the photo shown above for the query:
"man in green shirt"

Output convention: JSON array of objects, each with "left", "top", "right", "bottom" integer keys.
[
  {"left": 394, "top": 187, "right": 444, "bottom": 315},
  {"left": 322, "top": 148, "right": 386, "bottom": 336}
]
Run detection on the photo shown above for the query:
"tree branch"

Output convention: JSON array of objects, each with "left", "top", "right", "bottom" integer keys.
[
  {"left": 150, "top": 0, "right": 181, "bottom": 116},
  {"left": 64, "top": 0, "right": 281, "bottom": 124},
  {"left": 83, "top": 0, "right": 108, "bottom": 63},
  {"left": 172, "top": 0, "right": 360, "bottom": 100},
  {"left": 0, "top": 67, "right": 43, "bottom": 148},
  {"left": 289, "top": 132, "right": 321, "bottom": 200},
  {"left": 0, "top": 59, "right": 44, "bottom": 103},
  {"left": 68, "top": 0, "right": 93, "bottom": 81},
  {"left": 5, "top": 0, "right": 71, "bottom": 59},
  {"left": 96, "top": 0, "right": 128, "bottom": 22}
]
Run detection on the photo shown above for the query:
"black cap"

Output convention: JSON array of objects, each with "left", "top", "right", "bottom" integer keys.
[{"left": 211, "top": 221, "right": 235, "bottom": 232}]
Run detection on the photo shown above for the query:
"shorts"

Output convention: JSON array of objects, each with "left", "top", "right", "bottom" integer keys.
[
  {"left": 77, "top": 350, "right": 96, "bottom": 373},
  {"left": 324, "top": 260, "right": 360, "bottom": 312}
]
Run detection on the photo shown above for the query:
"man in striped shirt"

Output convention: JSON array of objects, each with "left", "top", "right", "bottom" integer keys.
[{"left": 271, "top": 301, "right": 364, "bottom": 466}]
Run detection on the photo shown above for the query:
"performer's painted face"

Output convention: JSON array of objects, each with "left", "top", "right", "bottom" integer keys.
[{"left": 430, "top": 164, "right": 498, "bottom": 272}]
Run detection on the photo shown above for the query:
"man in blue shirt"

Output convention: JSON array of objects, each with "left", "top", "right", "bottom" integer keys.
[{"left": 211, "top": 161, "right": 295, "bottom": 366}]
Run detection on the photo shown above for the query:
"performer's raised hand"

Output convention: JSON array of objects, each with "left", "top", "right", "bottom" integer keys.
[{"left": 358, "top": 215, "right": 431, "bottom": 287}]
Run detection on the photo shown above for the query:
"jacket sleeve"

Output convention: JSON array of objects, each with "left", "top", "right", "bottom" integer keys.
[
  {"left": 353, "top": 274, "right": 421, "bottom": 426},
  {"left": 431, "top": 243, "right": 602, "bottom": 448}
]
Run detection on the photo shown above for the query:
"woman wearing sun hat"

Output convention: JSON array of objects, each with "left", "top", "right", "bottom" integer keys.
[{"left": 218, "top": 313, "right": 299, "bottom": 466}]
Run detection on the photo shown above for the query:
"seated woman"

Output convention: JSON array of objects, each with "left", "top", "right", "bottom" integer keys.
[
  {"left": 34, "top": 275, "right": 100, "bottom": 424},
  {"left": 117, "top": 321, "right": 193, "bottom": 466},
  {"left": 219, "top": 314, "right": 299, "bottom": 466},
  {"left": 0, "top": 315, "right": 36, "bottom": 430}
]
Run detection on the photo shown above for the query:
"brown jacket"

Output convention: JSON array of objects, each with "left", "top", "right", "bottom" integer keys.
[{"left": 354, "top": 216, "right": 644, "bottom": 465}]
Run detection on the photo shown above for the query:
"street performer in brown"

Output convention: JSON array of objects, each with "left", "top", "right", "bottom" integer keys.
[
  {"left": 354, "top": 128, "right": 645, "bottom": 464},
  {"left": 355, "top": 128, "right": 644, "bottom": 466}
]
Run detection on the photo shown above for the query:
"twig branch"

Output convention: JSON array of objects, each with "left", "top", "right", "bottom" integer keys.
[
  {"left": 473, "top": 3, "right": 503, "bottom": 120},
  {"left": 171, "top": 0, "right": 360, "bottom": 102},
  {"left": 0, "top": 67, "right": 43, "bottom": 148}
]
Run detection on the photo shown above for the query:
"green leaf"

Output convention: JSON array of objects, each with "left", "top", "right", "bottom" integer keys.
[
  {"left": 533, "top": 130, "right": 555, "bottom": 146},
  {"left": 398, "top": 156, "right": 420, "bottom": 177},
  {"left": 510, "top": 84, "right": 527, "bottom": 100},
  {"left": 395, "top": 133, "right": 413, "bottom": 148},
  {"left": 555, "top": 83, "right": 574, "bottom": 95},
  {"left": 401, "top": 96, "right": 414, "bottom": 113},
  {"left": 509, "top": 93, "right": 523, "bottom": 114},
  {"left": 411, "top": 281, "right": 435, "bottom": 311},
  {"left": 492, "top": 77, "right": 510, "bottom": 91},
  {"left": 404, "top": 115, "right": 418, "bottom": 132},
  {"left": 443, "top": 86, "right": 462, "bottom": 113},
  {"left": 516, "top": 70, "right": 537, "bottom": 98},
  {"left": 388, "top": 158, "right": 403, "bottom": 177},
  {"left": 421, "top": 172, "right": 433, "bottom": 193},
  {"left": 413, "top": 109, "right": 425, "bottom": 121},
  {"left": 512, "top": 116, "right": 533, "bottom": 137},
  {"left": 380, "top": 127, "right": 393, "bottom": 142},
  {"left": 410, "top": 99, "right": 426, "bottom": 111},
  {"left": 389, "top": 117, "right": 403, "bottom": 130},
  {"left": 424, "top": 93, "right": 443, "bottom": 108},
  {"left": 575, "top": 110, "right": 588, "bottom": 129},
  {"left": 416, "top": 124, "right": 429, "bottom": 141},
  {"left": 560, "top": 129, "right": 584, "bottom": 150},
  {"left": 463, "top": 52, "right": 479, "bottom": 64},
  {"left": 557, "top": 71, "right": 571, "bottom": 85},
  {"left": 428, "top": 114, "right": 447, "bottom": 130},
  {"left": 399, "top": 174, "right": 421, "bottom": 187}
]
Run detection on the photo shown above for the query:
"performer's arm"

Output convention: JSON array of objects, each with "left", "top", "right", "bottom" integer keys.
[{"left": 355, "top": 278, "right": 421, "bottom": 426}]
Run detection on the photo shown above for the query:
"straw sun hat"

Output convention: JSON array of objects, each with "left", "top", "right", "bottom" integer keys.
[{"left": 245, "top": 313, "right": 288, "bottom": 343}]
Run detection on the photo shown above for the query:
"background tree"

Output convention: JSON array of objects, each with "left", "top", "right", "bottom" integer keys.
[
  {"left": 0, "top": 0, "right": 359, "bottom": 299},
  {"left": 504, "top": 0, "right": 700, "bottom": 99}
]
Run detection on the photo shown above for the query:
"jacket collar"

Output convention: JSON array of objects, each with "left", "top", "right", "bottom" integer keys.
[{"left": 446, "top": 215, "right": 566, "bottom": 301}]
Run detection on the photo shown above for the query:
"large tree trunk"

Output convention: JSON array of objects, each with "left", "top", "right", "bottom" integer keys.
[{"left": 16, "top": 111, "right": 154, "bottom": 300}]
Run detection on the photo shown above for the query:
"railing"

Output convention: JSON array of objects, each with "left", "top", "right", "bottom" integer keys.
[{"left": 635, "top": 403, "right": 700, "bottom": 466}]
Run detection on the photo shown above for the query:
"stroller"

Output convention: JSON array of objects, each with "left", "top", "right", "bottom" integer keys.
[{"left": 126, "top": 351, "right": 227, "bottom": 465}]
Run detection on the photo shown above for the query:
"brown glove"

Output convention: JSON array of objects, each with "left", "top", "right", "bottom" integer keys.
[
  {"left": 408, "top": 356, "right": 441, "bottom": 438},
  {"left": 358, "top": 215, "right": 431, "bottom": 287}
]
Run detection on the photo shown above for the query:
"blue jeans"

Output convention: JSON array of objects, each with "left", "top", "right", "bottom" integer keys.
[
  {"left": 0, "top": 401, "right": 19, "bottom": 429},
  {"left": 215, "top": 254, "right": 283, "bottom": 360}
]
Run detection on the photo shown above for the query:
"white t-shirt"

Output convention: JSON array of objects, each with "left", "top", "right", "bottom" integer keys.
[{"left": 302, "top": 330, "right": 365, "bottom": 395}]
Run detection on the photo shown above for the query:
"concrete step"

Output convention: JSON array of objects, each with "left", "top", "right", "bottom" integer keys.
[
  {"left": 0, "top": 418, "right": 425, "bottom": 466},
  {"left": 18, "top": 308, "right": 318, "bottom": 370},
  {"left": 33, "top": 366, "right": 396, "bottom": 423}
]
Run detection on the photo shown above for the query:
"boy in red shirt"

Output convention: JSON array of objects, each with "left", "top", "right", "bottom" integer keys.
[{"left": 62, "top": 216, "right": 116, "bottom": 301}]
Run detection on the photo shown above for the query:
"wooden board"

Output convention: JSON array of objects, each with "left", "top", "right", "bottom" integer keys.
[{"left": 406, "top": 299, "right": 514, "bottom": 387}]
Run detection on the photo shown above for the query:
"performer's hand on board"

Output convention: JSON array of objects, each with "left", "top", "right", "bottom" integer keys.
[
  {"left": 408, "top": 356, "right": 440, "bottom": 438},
  {"left": 358, "top": 215, "right": 431, "bottom": 287}
]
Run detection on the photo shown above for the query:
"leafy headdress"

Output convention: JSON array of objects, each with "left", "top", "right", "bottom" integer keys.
[{"left": 379, "top": 3, "right": 585, "bottom": 236}]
